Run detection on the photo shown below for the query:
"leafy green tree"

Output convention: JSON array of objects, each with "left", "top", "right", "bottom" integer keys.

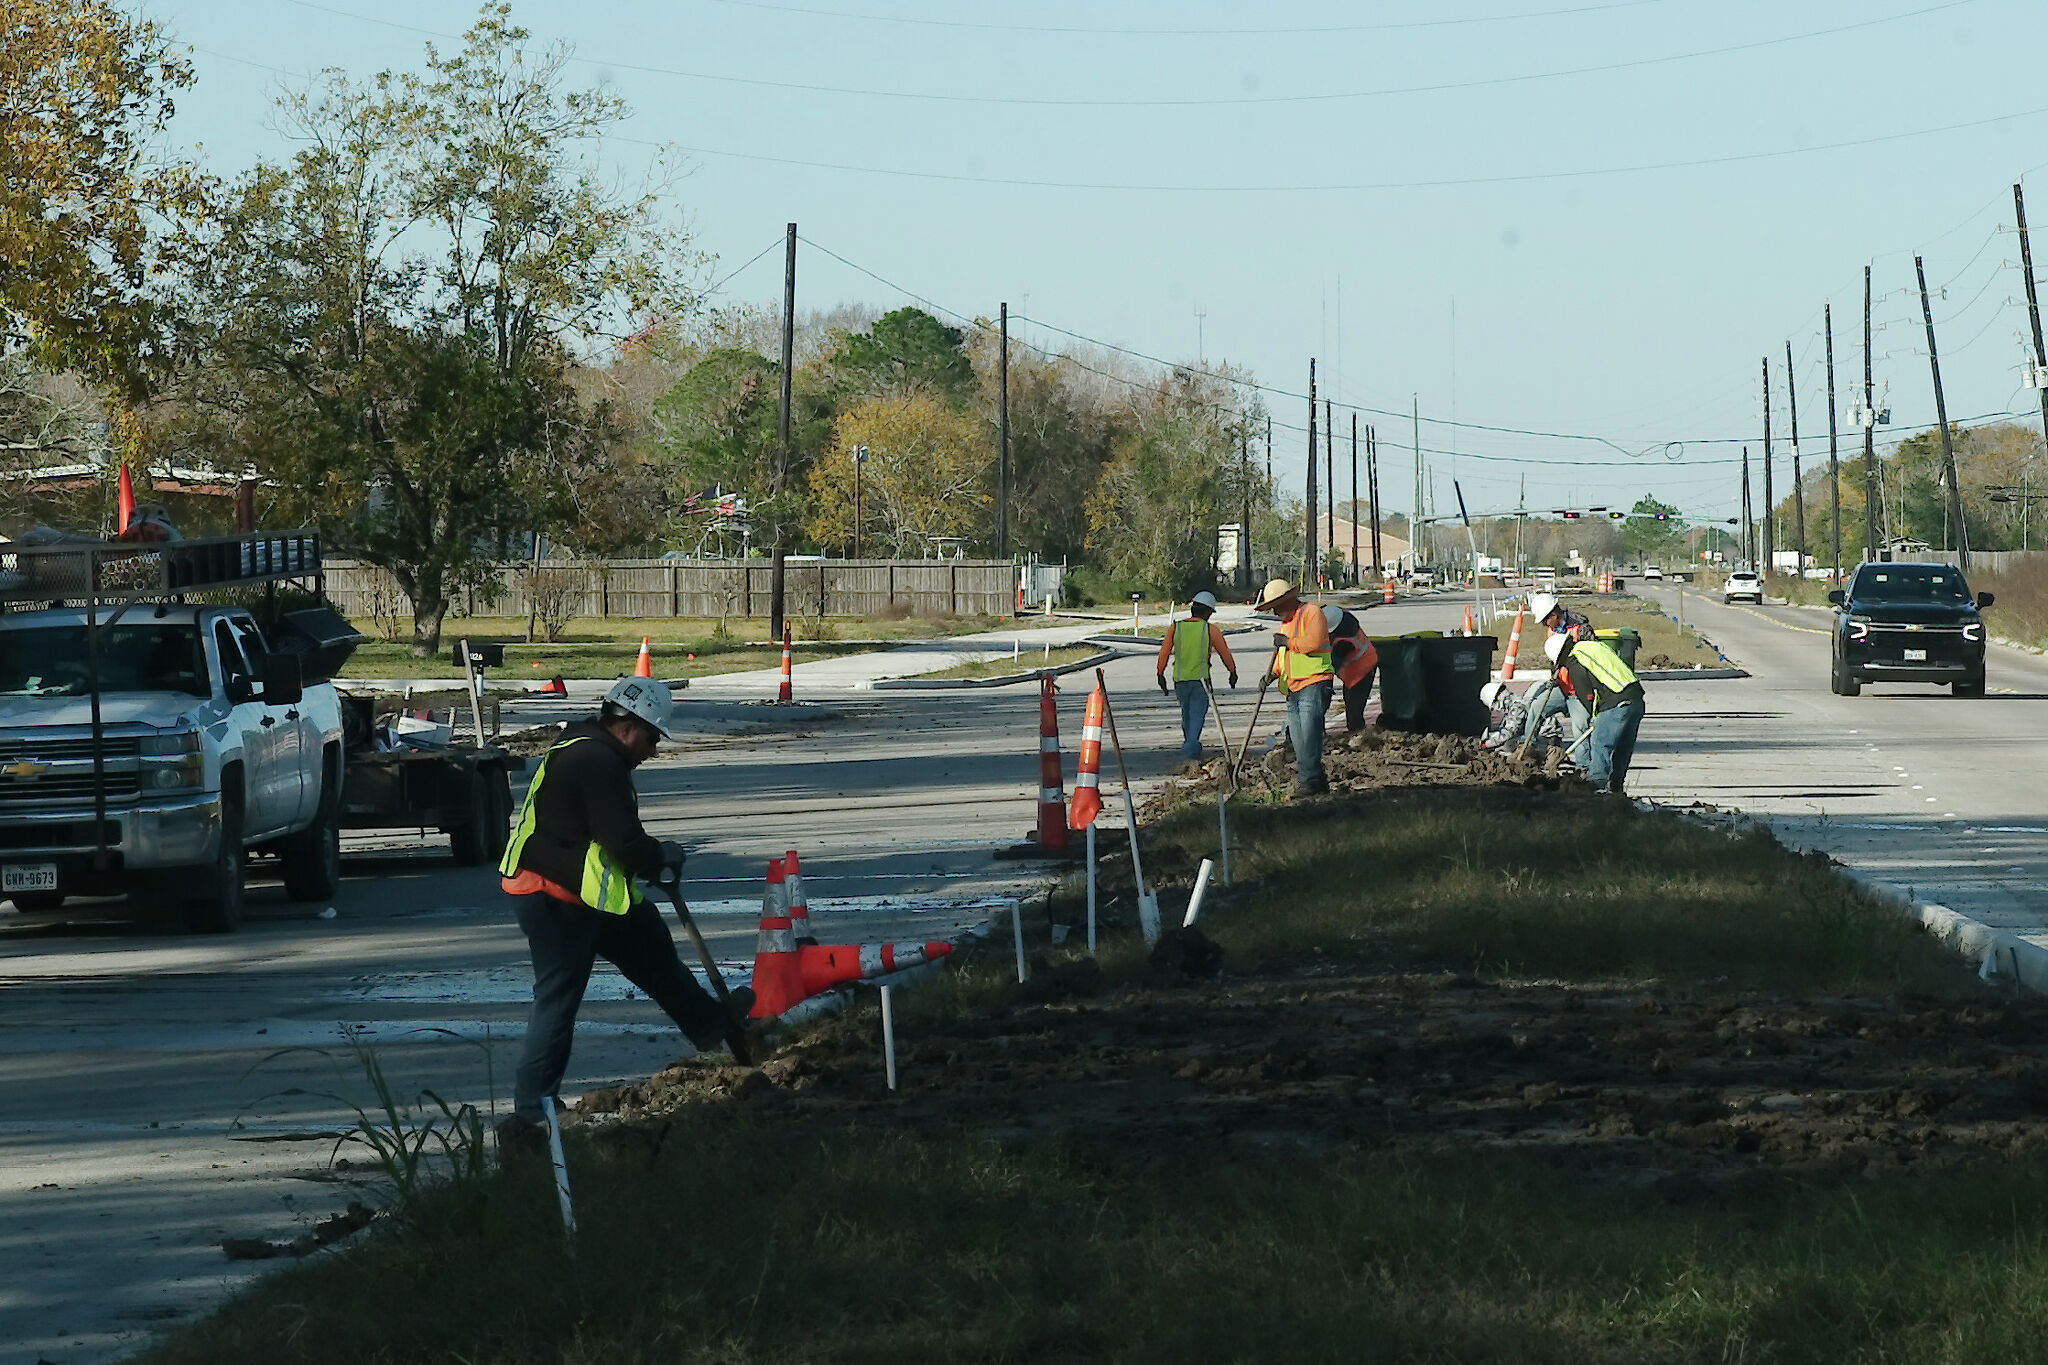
[
  {"left": 830, "top": 308, "right": 975, "bottom": 404},
  {"left": 650, "top": 348, "right": 833, "bottom": 555},
  {"left": 806, "top": 393, "right": 990, "bottom": 556},
  {"left": 1084, "top": 376, "right": 1237, "bottom": 595},
  {"left": 1619, "top": 495, "right": 1684, "bottom": 563},
  {"left": 167, "top": 5, "right": 693, "bottom": 651}
]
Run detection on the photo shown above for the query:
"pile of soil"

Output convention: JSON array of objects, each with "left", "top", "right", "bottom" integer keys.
[
  {"left": 1147, "top": 728, "right": 1571, "bottom": 813},
  {"left": 575, "top": 960, "right": 2048, "bottom": 1193}
]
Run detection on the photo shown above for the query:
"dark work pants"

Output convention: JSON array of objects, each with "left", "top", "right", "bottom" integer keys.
[
  {"left": 1342, "top": 666, "right": 1377, "bottom": 733},
  {"left": 512, "top": 892, "right": 727, "bottom": 1120}
]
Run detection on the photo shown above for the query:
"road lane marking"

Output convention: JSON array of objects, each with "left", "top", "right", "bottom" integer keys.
[{"left": 1724, "top": 601, "right": 1831, "bottom": 635}]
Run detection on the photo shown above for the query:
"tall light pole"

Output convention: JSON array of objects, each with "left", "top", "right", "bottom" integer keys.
[{"left": 852, "top": 444, "right": 868, "bottom": 560}]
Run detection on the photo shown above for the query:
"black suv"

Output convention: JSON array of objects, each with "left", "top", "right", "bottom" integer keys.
[{"left": 1828, "top": 562, "right": 1994, "bottom": 697}]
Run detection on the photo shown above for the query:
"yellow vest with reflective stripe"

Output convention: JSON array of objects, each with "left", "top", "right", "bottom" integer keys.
[
  {"left": 498, "top": 737, "right": 635, "bottom": 914},
  {"left": 1281, "top": 612, "right": 1333, "bottom": 691},
  {"left": 1571, "top": 638, "right": 1638, "bottom": 694},
  {"left": 1171, "top": 618, "right": 1211, "bottom": 682}
]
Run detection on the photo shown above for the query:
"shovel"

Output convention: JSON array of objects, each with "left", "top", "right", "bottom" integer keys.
[{"left": 651, "top": 863, "right": 753, "bottom": 1065}]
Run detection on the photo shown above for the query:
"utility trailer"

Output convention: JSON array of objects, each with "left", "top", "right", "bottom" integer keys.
[
  {"left": 0, "top": 530, "right": 512, "bottom": 932},
  {"left": 337, "top": 690, "right": 515, "bottom": 868}
]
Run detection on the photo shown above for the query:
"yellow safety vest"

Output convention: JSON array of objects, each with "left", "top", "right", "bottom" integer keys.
[
  {"left": 498, "top": 737, "right": 635, "bottom": 914},
  {"left": 1570, "top": 638, "right": 1638, "bottom": 697},
  {"left": 1171, "top": 619, "right": 1211, "bottom": 682},
  {"left": 1281, "top": 613, "right": 1333, "bottom": 691}
]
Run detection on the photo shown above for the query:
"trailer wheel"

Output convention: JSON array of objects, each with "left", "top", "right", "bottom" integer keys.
[{"left": 448, "top": 772, "right": 494, "bottom": 867}]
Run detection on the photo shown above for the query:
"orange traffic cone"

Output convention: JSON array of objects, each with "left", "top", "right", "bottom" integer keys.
[
  {"left": 1067, "top": 683, "right": 1105, "bottom": 831},
  {"left": 777, "top": 623, "right": 793, "bottom": 703},
  {"left": 1035, "top": 673, "right": 1069, "bottom": 851},
  {"left": 1500, "top": 608, "right": 1526, "bottom": 680},
  {"left": 1461, "top": 604, "right": 1475, "bottom": 636},
  {"left": 747, "top": 860, "right": 803, "bottom": 1018},
  {"left": 539, "top": 675, "right": 567, "bottom": 696},
  {"left": 633, "top": 636, "right": 653, "bottom": 677},
  {"left": 797, "top": 939, "right": 955, "bottom": 996},
  {"left": 1382, "top": 580, "right": 1395, "bottom": 605},
  {"left": 783, "top": 848, "right": 816, "bottom": 944},
  {"left": 116, "top": 464, "right": 135, "bottom": 534}
]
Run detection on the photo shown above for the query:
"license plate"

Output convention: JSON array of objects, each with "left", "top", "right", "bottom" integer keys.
[
  {"left": 3, "top": 863, "right": 57, "bottom": 893},
  {"left": 1903, "top": 648, "right": 1927, "bottom": 662}
]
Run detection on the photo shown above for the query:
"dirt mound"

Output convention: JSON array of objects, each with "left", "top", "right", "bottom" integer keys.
[
  {"left": 579, "top": 970, "right": 2048, "bottom": 1191},
  {"left": 1146, "top": 727, "right": 1573, "bottom": 815}
]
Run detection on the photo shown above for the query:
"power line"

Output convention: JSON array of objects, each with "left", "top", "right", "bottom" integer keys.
[{"left": 698, "top": 0, "right": 1684, "bottom": 37}]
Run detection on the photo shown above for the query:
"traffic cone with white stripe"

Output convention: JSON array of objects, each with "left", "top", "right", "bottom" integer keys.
[
  {"left": 1461, "top": 604, "right": 1476, "bottom": 636},
  {"left": 1035, "top": 672, "right": 1069, "bottom": 851},
  {"left": 747, "top": 860, "right": 803, "bottom": 1018},
  {"left": 777, "top": 624, "right": 793, "bottom": 702},
  {"left": 797, "top": 939, "right": 955, "bottom": 996},
  {"left": 783, "top": 848, "right": 816, "bottom": 945},
  {"left": 1068, "top": 683, "right": 1105, "bottom": 830},
  {"left": 1382, "top": 580, "right": 1395, "bottom": 604},
  {"left": 1499, "top": 608, "right": 1525, "bottom": 680},
  {"left": 633, "top": 636, "right": 653, "bottom": 677}
]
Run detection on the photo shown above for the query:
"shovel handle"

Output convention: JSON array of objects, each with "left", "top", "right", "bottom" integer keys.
[{"left": 655, "top": 868, "right": 734, "bottom": 1008}]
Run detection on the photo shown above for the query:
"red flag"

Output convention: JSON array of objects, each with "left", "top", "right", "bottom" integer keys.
[{"left": 115, "top": 466, "right": 135, "bottom": 535}]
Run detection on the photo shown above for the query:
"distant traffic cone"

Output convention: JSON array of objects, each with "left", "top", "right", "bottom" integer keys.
[
  {"left": 539, "top": 675, "right": 567, "bottom": 696},
  {"left": 1067, "top": 684, "right": 1105, "bottom": 831},
  {"left": 747, "top": 860, "right": 803, "bottom": 1018},
  {"left": 1036, "top": 673, "right": 1069, "bottom": 851},
  {"left": 633, "top": 636, "right": 653, "bottom": 677},
  {"left": 783, "top": 848, "right": 816, "bottom": 944},
  {"left": 1499, "top": 608, "right": 1526, "bottom": 680},
  {"left": 777, "top": 623, "right": 793, "bottom": 702},
  {"left": 797, "top": 939, "right": 955, "bottom": 996},
  {"left": 1382, "top": 580, "right": 1395, "bottom": 604},
  {"left": 1461, "top": 604, "right": 1475, "bottom": 636}
]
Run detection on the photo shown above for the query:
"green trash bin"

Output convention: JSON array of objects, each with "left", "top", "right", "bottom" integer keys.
[
  {"left": 1415, "top": 634, "right": 1497, "bottom": 736},
  {"left": 1368, "top": 635, "right": 1428, "bottom": 732},
  {"left": 1593, "top": 627, "right": 1641, "bottom": 669}
]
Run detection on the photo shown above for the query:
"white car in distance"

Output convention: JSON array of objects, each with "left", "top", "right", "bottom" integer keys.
[{"left": 1723, "top": 570, "right": 1763, "bottom": 604}]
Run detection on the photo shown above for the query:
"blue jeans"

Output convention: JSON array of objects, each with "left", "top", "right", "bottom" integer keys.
[
  {"left": 1175, "top": 679, "right": 1209, "bottom": 759},
  {"left": 1520, "top": 679, "right": 1569, "bottom": 750},
  {"left": 1285, "top": 679, "right": 1333, "bottom": 789},
  {"left": 1585, "top": 699, "right": 1645, "bottom": 793}
]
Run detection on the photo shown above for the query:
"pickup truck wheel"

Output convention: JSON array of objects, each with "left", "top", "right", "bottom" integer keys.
[
  {"left": 447, "top": 773, "right": 493, "bottom": 867},
  {"left": 281, "top": 799, "right": 342, "bottom": 901},
  {"left": 187, "top": 802, "right": 246, "bottom": 934}
]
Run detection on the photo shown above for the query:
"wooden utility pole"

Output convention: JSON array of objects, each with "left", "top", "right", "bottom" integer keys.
[
  {"left": 997, "top": 302, "right": 1009, "bottom": 560},
  {"left": 2015, "top": 184, "right": 2048, "bottom": 465},
  {"left": 1349, "top": 414, "right": 1360, "bottom": 586},
  {"left": 1825, "top": 303, "right": 1841, "bottom": 582},
  {"left": 771, "top": 222, "right": 795, "bottom": 641},
  {"left": 1367, "top": 424, "right": 1383, "bottom": 580},
  {"left": 1265, "top": 415, "right": 1272, "bottom": 487},
  {"left": 1240, "top": 427, "right": 1253, "bottom": 590},
  {"left": 1760, "top": 356, "right": 1774, "bottom": 576},
  {"left": 1786, "top": 340, "right": 1805, "bottom": 569},
  {"left": 1306, "top": 360, "right": 1318, "bottom": 583},
  {"left": 1915, "top": 254, "right": 1970, "bottom": 571},
  {"left": 1411, "top": 395, "right": 1423, "bottom": 571},
  {"left": 1324, "top": 397, "right": 1335, "bottom": 583},
  {"left": 1863, "top": 265, "right": 1879, "bottom": 560},
  {"left": 1741, "top": 446, "right": 1754, "bottom": 567}
]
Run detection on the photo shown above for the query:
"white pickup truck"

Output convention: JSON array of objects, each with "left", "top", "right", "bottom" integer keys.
[{"left": 0, "top": 602, "right": 345, "bottom": 931}]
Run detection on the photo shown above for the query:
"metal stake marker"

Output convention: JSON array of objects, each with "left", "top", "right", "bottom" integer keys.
[
  {"left": 1085, "top": 823, "right": 1098, "bottom": 952},
  {"left": 1201, "top": 677, "right": 1233, "bottom": 886},
  {"left": 880, "top": 985, "right": 898, "bottom": 1091},
  {"left": 1010, "top": 896, "right": 1028, "bottom": 983},
  {"left": 541, "top": 1095, "right": 576, "bottom": 1239}
]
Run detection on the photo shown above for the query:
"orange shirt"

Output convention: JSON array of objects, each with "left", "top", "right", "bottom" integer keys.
[
  {"left": 502, "top": 867, "right": 585, "bottom": 906},
  {"left": 1272, "top": 606, "right": 1333, "bottom": 693}
]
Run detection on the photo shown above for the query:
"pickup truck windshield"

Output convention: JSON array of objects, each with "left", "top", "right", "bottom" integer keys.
[
  {"left": 1854, "top": 567, "right": 1971, "bottom": 603},
  {"left": 0, "top": 624, "right": 209, "bottom": 696}
]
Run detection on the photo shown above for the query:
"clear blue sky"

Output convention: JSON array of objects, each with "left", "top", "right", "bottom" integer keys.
[{"left": 152, "top": 0, "right": 2048, "bottom": 532}]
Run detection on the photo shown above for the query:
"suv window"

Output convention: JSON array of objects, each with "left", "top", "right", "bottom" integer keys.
[
  {"left": 1852, "top": 567, "right": 1970, "bottom": 603},
  {"left": 0, "top": 624, "right": 208, "bottom": 697}
]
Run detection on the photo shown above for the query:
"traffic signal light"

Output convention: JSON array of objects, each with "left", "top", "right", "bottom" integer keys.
[
  {"left": 1561, "top": 510, "right": 1581, "bottom": 520},
  {"left": 1608, "top": 511, "right": 1626, "bottom": 520}
]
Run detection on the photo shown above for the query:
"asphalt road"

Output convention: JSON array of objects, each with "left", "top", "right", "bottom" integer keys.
[{"left": 0, "top": 641, "right": 1236, "bottom": 1365}]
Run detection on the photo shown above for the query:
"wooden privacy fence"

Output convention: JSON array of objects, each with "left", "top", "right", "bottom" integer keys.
[{"left": 323, "top": 558, "right": 1020, "bottom": 620}]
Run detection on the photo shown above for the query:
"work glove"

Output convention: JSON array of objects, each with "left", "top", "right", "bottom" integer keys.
[
  {"left": 1259, "top": 672, "right": 1275, "bottom": 694},
  {"left": 1157, "top": 673, "right": 1169, "bottom": 694},
  {"left": 658, "top": 839, "right": 689, "bottom": 875},
  {"left": 1228, "top": 671, "right": 1239, "bottom": 689}
]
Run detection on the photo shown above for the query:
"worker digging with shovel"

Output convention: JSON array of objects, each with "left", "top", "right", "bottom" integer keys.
[
  {"left": 1254, "top": 578, "right": 1334, "bottom": 798},
  {"left": 495, "top": 677, "right": 755, "bottom": 1154}
]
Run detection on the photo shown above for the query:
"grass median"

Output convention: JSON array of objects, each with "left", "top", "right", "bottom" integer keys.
[
  {"left": 338, "top": 612, "right": 1008, "bottom": 680},
  {"left": 911, "top": 643, "right": 1104, "bottom": 681},
  {"left": 1485, "top": 592, "right": 1723, "bottom": 668},
  {"left": 141, "top": 788, "right": 2048, "bottom": 1364}
]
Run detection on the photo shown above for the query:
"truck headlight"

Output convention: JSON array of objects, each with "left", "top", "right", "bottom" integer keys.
[
  {"left": 1963, "top": 623, "right": 1983, "bottom": 643},
  {"left": 1848, "top": 620, "right": 1869, "bottom": 640},
  {"left": 141, "top": 729, "right": 205, "bottom": 790},
  {"left": 140, "top": 730, "right": 203, "bottom": 756}
]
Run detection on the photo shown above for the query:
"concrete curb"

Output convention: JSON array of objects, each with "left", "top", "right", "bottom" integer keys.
[
  {"left": 863, "top": 648, "right": 1118, "bottom": 691},
  {"left": 1639, "top": 667, "right": 1750, "bottom": 681},
  {"left": 1831, "top": 866, "right": 2048, "bottom": 994}
]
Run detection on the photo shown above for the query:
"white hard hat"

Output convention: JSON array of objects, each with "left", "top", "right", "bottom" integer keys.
[
  {"left": 1529, "top": 591, "right": 1560, "bottom": 623},
  {"left": 1190, "top": 591, "right": 1219, "bottom": 611},
  {"left": 1479, "top": 680, "right": 1506, "bottom": 708},
  {"left": 603, "top": 676, "right": 678, "bottom": 738},
  {"left": 1543, "top": 632, "right": 1568, "bottom": 664},
  {"left": 1322, "top": 604, "right": 1344, "bottom": 632}
]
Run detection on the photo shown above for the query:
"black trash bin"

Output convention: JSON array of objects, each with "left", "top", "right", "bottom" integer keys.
[
  {"left": 1415, "top": 634, "right": 1497, "bottom": 736},
  {"left": 1369, "top": 635, "right": 1428, "bottom": 731},
  {"left": 1593, "top": 628, "right": 1641, "bottom": 669}
]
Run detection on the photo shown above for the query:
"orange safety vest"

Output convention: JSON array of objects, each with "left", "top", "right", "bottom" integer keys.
[{"left": 1335, "top": 636, "right": 1378, "bottom": 689}]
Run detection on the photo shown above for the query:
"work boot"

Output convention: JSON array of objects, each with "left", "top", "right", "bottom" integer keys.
[
  {"left": 1287, "top": 778, "right": 1329, "bottom": 800},
  {"left": 494, "top": 1113, "right": 546, "bottom": 1166}
]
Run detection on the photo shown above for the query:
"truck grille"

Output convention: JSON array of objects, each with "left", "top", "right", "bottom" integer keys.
[
  {"left": 0, "top": 737, "right": 143, "bottom": 761},
  {"left": 0, "top": 773, "right": 141, "bottom": 802}
]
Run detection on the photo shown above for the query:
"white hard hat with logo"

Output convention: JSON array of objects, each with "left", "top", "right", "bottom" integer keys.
[
  {"left": 1479, "top": 680, "right": 1507, "bottom": 708},
  {"left": 1529, "top": 591, "right": 1561, "bottom": 624},
  {"left": 1544, "top": 632, "right": 1569, "bottom": 665},
  {"left": 603, "top": 676, "right": 678, "bottom": 739}
]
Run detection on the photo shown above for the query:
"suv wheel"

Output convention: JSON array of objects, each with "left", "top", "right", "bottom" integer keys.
[
  {"left": 447, "top": 771, "right": 496, "bottom": 867},
  {"left": 187, "top": 799, "right": 246, "bottom": 933},
  {"left": 1832, "top": 653, "right": 1861, "bottom": 697},
  {"left": 280, "top": 786, "right": 342, "bottom": 902},
  {"left": 1954, "top": 674, "right": 1987, "bottom": 697}
]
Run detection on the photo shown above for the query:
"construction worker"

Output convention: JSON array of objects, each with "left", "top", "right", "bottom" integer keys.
[
  {"left": 1544, "top": 631, "right": 1646, "bottom": 794},
  {"left": 497, "top": 676, "right": 752, "bottom": 1147},
  {"left": 1517, "top": 591, "right": 1594, "bottom": 749},
  {"left": 1155, "top": 591, "right": 1238, "bottom": 763},
  {"left": 1255, "top": 578, "right": 1333, "bottom": 797},
  {"left": 1478, "top": 679, "right": 1528, "bottom": 751},
  {"left": 1322, "top": 603, "right": 1379, "bottom": 733}
]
